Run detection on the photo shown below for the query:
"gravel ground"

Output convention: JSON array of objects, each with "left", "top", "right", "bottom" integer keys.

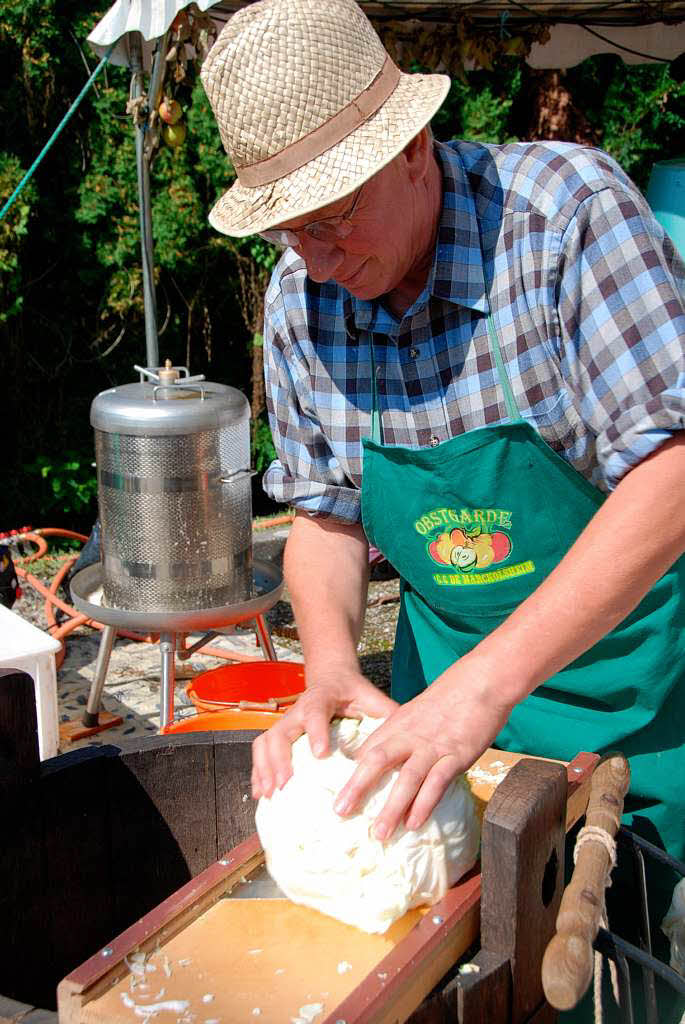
[
  {"left": 266, "top": 562, "right": 400, "bottom": 695},
  {"left": 10, "top": 524, "right": 400, "bottom": 752}
]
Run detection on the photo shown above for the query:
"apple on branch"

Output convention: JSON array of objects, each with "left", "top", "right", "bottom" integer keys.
[
  {"left": 159, "top": 98, "right": 183, "bottom": 125},
  {"left": 162, "top": 121, "right": 187, "bottom": 147}
]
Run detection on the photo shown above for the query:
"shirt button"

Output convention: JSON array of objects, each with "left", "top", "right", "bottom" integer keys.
[
  {"left": 410, "top": 347, "right": 419, "bottom": 359},
  {"left": 430, "top": 435, "right": 439, "bottom": 447},
  {"left": 375, "top": 365, "right": 382, "bottom": 378}
]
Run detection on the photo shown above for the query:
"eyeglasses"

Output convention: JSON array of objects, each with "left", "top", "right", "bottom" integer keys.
[{"left": 259, "top": 185, "right": 365, "bottom": 248}]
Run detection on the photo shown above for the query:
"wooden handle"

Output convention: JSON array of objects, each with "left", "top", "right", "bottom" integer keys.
[
  {"left": 541, "top": 751, "right": 630, "bottom": 1011},
  {"left": 237, "top": 694, "right": 300, "bottom": 711}
]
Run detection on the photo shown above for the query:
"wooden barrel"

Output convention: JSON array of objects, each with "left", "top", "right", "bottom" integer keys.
[{"left": 0, "top": 669, "right": 258, "bottom": 1020}]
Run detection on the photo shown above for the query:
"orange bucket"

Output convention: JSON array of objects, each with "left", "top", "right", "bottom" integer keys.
[
  {"left": 161, "top": 708, "right": 283, "bottom": 734},
  {"left": 185, "top": 660, "right": 306, "bottom": 714}
]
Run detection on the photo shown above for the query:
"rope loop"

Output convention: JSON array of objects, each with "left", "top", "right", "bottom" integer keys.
[
  {"left": 573, "top": 824, "right": 620, "bottom": 1023},
  {"left": 574, "top": 824, "right": 617, "bottom": 873}
]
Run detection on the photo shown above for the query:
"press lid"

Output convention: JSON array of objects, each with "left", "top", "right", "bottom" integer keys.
[{"left": 91, "top": 364, "right": 250, "bottom": 436}]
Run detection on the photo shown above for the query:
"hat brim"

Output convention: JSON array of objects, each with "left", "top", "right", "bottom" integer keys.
[{"left": 208, "top": 71, "right": 451, "bottom": 238}]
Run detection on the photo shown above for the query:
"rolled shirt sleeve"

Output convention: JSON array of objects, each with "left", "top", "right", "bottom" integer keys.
[
  {"left": 557, "top": 185, "right": 685, "bottom": 490},
  {"left": 262, "top": 253, "right": 362, "bottom": 522}
]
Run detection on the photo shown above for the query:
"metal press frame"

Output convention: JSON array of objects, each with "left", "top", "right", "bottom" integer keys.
[{"left": 70, "top": 560, "right": 284, "bottom": 730}]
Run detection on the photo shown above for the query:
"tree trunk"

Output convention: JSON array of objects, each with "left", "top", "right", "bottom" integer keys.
[
  {"left": 251, "top": 332, "right": 265, "bottom": 422},
  {"left": 527, "top": 70, "right": 598, "bottom": 146}
]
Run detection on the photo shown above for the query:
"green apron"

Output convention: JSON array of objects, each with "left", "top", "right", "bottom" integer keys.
[{"left": 360, "top": 311, "right": 685, "bottom": 902}]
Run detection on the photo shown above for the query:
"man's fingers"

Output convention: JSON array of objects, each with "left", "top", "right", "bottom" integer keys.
[
  {"left": 369, "top": 751, "right": 433, "bottom": 840},
  {"left": 404, "top": 755, "right": 461, "bottom": 831},
  {"left": 304, "top": 707, "right": 333, "bottom": 759},
  {"left": 251, "top": 732, "right": 273, "bottom": 799},
  {"left": 333, "top": 727, "right": 463, "bottom": 840},
  {"left": 334, "top": 734, "right": 412, "bottom": 816},
  {"left": 252, "top": 689, "right": 339, "bottom": 799},
  {"left": 251, "top": 713, "right": 304, "bottom": 798}
]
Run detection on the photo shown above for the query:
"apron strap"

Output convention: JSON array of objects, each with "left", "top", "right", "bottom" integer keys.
[
  {"left": 369, "top": 336, "right": 383, "bottom": 444},
  {"left": 486, "top": 311, "right": 523, "bottom": 423}
]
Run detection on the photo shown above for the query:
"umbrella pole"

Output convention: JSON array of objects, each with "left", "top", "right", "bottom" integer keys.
[{"left": 128, "top": 32, "right": 159, "bottom": 370}]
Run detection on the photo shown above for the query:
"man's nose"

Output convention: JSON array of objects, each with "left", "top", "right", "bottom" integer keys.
[{"left": 296, "top": 235, "right": 344, "bottom": 282}]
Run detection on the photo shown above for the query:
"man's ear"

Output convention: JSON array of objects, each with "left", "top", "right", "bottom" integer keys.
[{"left": 403, "top": 126, "right": 433, "bottom": 183}]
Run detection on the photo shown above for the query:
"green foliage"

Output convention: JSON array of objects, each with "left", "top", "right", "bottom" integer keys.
[
  {"left": 1, "top": 3, "right": 684, "bottom": 531},
  {"left": 431, "top": 55, "right": 685, "bottom": 191},
  {"left": 567, "top": 58, "right": 685, "bottom": 190},
  {"left": 433, "top": 66, "right": 522, "bottom": 144},
  {"left": 0, "top": 152, "right": 38, "bottom": 321},
  {"left": 247, "top": 235, "right": 279, "bottom": 272},
  {"left": 27, "top": 451, "right": 98, "bottom": 519},
  {"left": 252, "top": 414, "right": 277, "bottom": 474}
]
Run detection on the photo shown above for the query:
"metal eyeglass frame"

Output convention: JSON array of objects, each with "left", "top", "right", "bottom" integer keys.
[{"left": 258, "top": 184, "right": 365, "bottom": 248}]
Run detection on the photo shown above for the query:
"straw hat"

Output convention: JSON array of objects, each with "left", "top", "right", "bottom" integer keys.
[{"left": 200, "top": 0, "right": 451, "bottom": 237}]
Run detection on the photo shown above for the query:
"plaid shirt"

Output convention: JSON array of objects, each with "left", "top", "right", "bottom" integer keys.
[{"left": 263, "top": 140, "right": 685, "bottom": 522}]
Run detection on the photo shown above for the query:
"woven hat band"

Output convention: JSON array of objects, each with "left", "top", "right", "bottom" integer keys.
[{"left": 236, "top": 56, "right": 402, "bottom": 188}]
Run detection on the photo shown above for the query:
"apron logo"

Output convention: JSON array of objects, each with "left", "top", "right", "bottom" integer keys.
[
  {"left": 415, "top": 506, "right": 534, "bottom": 584},
  {"left": 427, "top": 523, "right": 511, "bottom": 572}
]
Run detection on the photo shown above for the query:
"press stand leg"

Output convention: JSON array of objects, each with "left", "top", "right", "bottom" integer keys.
[
  {"left": 160, "top": 631, "right": 176, "bottom": 730},
  {"left": 254, "top": 614, "right": 277, "bottom": 661},
  {"left": 59, "top": 623, "right": 124, "bottom": 744},
  {"left": 82, "top": 625, "right": 116, "bottom": 727}
]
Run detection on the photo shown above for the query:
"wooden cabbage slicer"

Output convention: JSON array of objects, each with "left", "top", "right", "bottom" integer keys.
[{"left": 57, "top": 748, "right": 598, "bottom": 1024}]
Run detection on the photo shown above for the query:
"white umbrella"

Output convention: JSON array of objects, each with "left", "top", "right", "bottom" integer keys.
[{"left": 87, "top": 0, "right": 223, "bottom": 67}]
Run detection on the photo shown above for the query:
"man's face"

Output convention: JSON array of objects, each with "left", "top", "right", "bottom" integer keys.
[{"left": 273, "top": 152, "right": 427, "bottom": 301}]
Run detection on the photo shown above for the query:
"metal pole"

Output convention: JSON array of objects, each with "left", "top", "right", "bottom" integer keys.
[
  {"left": 254, "top": 614, "right": 278, "bottom": 661},
  {"left": 82, "top": 624, "right": 117, "bottom": 727},
  {"left": 148, "top": 31, "right": 171, "bottom": 122},
  {"left": 128, "top": 32, "right": 159, "bottom": 370},
  {"left": 160, "top": 632, "right": 177, "bottom": 729}
]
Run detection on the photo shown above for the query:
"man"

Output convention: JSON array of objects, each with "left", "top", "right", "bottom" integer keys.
[{"left": 201, "top": 0, "right": 685, "bottom": 880}]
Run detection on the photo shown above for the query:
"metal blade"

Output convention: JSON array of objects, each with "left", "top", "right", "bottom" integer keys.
[{"left": 223, "top": 863, "right": 285, "bottom": 900}]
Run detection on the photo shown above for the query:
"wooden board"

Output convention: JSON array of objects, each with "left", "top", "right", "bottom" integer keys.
[
  {"left": 59, "top": 712, "right": 124, "bottom": 743},
  {"left": 76, "top": 899, "right": 426, "bottom": 1024},
  {"left": 465, "top": 747, "right": 595, "bottom": 832},
  {"left": 58, "top": 749, "right": 597, "bottom": 1024}
]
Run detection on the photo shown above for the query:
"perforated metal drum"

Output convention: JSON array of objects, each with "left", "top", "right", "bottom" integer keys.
[{"left": 91, "top": 368, "right": 253, "bottom": 613}]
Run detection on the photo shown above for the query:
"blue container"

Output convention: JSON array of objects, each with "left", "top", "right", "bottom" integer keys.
[{"left": 647, "top": 157, "right": 685, "bottom": 263}]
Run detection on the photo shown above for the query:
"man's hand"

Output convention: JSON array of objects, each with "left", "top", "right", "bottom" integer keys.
[
  {"left": 251, "top": 668, "right": 397, "bottom": 800},
  {"left": 332, "top": 667, "right": 514, "bottom": 839}
]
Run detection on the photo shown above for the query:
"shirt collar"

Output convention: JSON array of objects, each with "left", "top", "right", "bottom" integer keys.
[{"left": 346, "top": 140, "right": 488, "bottom": 337}]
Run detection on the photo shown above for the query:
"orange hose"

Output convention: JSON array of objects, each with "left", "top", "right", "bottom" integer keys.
[
  {"left": 253, "top": 513, "right": 294, "bottom": 531},
  {"left": 15, "top": 532, "right": 48, "bottom": 563},
  {"left": 17, "top": 566, "right": 90, "bottom": 623},
  {"left": 17, "top": 564, "right": 93, "bottom": 669},
  {"left": 45, "top": 555, "right": 80, "bottom": 626},
  {"left": 34, "top": 527, "right": 89, "bottom": 542}
]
